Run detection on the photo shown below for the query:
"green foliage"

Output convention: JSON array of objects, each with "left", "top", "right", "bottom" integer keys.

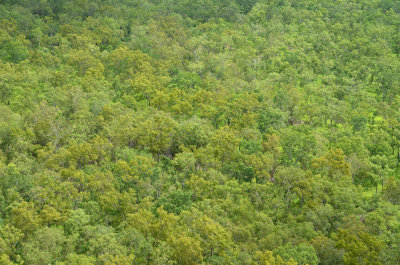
[
  {"left": 273, "top": 243, "right": 319, "bottom": 265},
  {"left": 335, "top": 221, "right": 384, "bottom": 265},
  {"left": 0, "top": 0, "right": 400, "bottom": 264},
  {"left": 155, "top": 190, "right": 193, "bottom": 215},
  {"left": 22, "top": 227, "right": 66, "bottom": 265}
]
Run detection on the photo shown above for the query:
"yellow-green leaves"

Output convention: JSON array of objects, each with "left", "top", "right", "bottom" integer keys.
[
  {"left": 312, "top": 149, "right": 351, "bottom": 180},
  {"left": 8, "top": 201, "right": 39, "bottom": 236}
]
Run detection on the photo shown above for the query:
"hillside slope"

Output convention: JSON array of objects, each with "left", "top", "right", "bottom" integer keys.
[{"left": 0, "top": 0, "right": 400, "bottom": 264}]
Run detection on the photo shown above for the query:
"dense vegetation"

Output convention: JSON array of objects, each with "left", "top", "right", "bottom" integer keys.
[{"left": 0, "top": 0, "right": 400, "bottom": 264}]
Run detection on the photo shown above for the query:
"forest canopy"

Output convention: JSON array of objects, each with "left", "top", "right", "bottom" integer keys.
[{"left": 0, "top": 0, "right": 400, "bottom": 264}]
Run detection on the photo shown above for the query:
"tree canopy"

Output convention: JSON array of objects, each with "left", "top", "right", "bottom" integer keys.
[{"left": 0, "top": 0, "right": 400, "bottom": 264}]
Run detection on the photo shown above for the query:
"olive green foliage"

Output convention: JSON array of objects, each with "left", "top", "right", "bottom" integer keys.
[{"left": 0, "top": 0, "right": 400, "bottom": 264}]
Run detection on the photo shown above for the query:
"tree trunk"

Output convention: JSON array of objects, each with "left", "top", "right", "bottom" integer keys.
[{"left": 397, "top": 146, "right": 400, "bottom": 167}]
